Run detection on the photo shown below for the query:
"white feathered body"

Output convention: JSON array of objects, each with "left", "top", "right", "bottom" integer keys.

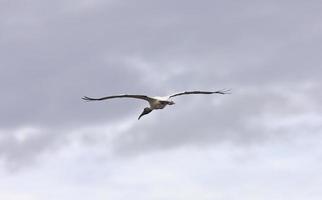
[{"left": 149, "top": 96, "right": 172, "bottom": 110}]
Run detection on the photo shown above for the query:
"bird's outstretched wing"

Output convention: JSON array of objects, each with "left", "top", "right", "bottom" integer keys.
[
  {"left": 169, "top": 89, "right": 231, "bottom": 98},
  {"left": 82, "top": 94, "right": 154, "bottom": 103}
]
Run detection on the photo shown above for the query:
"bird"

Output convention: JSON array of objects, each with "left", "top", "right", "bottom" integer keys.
[{"left": 82, "top": 89, "right": 230, "bottom": 120}]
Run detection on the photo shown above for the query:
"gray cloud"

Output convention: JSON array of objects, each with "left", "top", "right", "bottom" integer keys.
[{"left": 0, "top": 0, "right": 322, "bottom": 168}]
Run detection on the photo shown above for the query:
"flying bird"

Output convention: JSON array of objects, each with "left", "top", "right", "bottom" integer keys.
[{"left": 82, "top": 89, "right": 230, "bottom": 120}]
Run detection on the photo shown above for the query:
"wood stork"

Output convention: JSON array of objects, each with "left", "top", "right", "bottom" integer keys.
[{"left": 82, "top": 89, "right": 230, "bottom": 120}]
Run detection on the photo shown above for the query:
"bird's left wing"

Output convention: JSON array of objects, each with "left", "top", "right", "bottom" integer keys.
[
  {"left": 169, "top": 89, "right": 231, "bottom": 98},
  {"left": 82, "top": 94, "right": 154, "bottom": 103}
]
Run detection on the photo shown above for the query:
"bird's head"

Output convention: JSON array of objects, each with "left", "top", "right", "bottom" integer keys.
[{"left": 138, "top": 107, "right": 153, "bottom": 120}]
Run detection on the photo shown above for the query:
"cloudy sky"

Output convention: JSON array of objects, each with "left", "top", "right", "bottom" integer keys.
[{"left": 1, "top": 0, "right": 322, "bottom": 199}]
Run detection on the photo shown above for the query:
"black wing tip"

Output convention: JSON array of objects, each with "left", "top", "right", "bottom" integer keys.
[
  {"left": 82, "top": 96, "right": 94, "bottom": 101},
  {"left": 214, "top": 89, "right": 232, "bottom": 95}
]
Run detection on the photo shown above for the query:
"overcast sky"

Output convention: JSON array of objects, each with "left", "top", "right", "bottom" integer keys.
[{"left": 1, "top": 0, "right": 322, "bottom": 199}]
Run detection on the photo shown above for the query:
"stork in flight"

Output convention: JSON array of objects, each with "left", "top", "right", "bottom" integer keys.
[{"left": 82, "top": 89, "right": 230, "bottom": 120}]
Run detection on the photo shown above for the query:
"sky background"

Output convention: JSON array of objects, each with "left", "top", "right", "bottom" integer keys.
[{"left": 1, "top": 0, "right": 322, "bottom": 199}]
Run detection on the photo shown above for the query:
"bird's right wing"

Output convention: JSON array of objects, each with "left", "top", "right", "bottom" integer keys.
[
  {"left": 82, "top": 94, "right": 154, "bottom": 103},
  {"left": 169, "top": 89, "right": 231, "bottom": 98}
]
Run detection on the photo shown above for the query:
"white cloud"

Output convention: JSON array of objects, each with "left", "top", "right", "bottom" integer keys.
[
  {"left": 1, "top": 134, "right": 322, "bottom": 200},
  {"left": 13, "top": 127, "right": 42, "bottom": 143}
]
